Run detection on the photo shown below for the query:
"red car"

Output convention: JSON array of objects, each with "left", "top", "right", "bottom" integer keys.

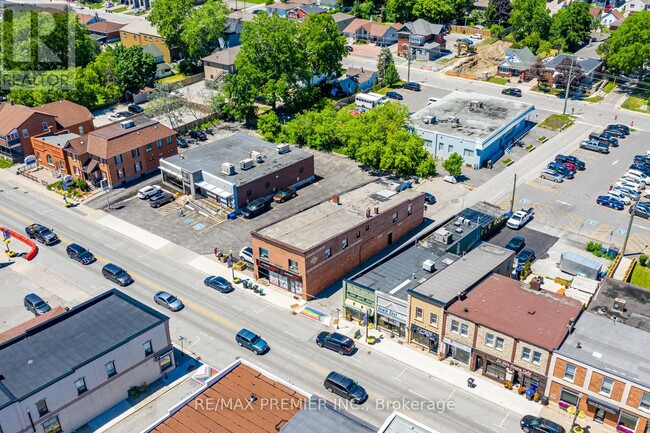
[{"left": 561, "top": 162, "right": 577, "bottom": 173}]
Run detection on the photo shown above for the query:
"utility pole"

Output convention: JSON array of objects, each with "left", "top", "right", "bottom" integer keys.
[
  {"left": 622, "top": 203, "right": 636, "bottom": 255},
  {"left": 562, "top": 55, "right": 576, "bottom": 116},
  {"left": 100, "top": 178, "right": 111, "bottom": 210},
  {"left": 571, "top": 393, "right": 583, "bottom": 430},
  {"left": 509, "top": 173, "right": 517, "bottom": 213},
  {"left": 407, "top": 36, "right": 413, "bottom": 83}
]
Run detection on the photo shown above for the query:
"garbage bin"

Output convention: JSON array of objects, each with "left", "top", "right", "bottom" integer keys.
[
  {"left": 541, "top": 396, "right": 549, "bottom": 406},
  {"left": 228, "top": 212, "right": 236, "bottom": 220},
  {"left": 525, "top": 389, "right": 534, "bottom": 400}
]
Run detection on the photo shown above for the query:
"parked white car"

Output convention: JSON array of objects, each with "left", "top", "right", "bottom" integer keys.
[
  {"left": 506, "top": 209, "right": 534, "bottom": 230},
  {"left": 607, "top": 190, "right": 632, "bottom": 205},
  {"left": 443, "top": 175, "right": 457, "bottom": 184},
  {"left": 470, "top": 33, "right": 483, "bottom": 40},
  {"left": 620, "top": 175, "right": 646, "bottom": 189},
  {"left": 616, "top": 180, "right": 642, "bottom": 193},
  {"left": 627, "top": 169, "right": 650, "bottom": 184},
  {"left": 623, "top": 171, "right": 648, "bottom": 187},
  {"left": 137, "top": 185, "right": 162, "bottom": 199}
]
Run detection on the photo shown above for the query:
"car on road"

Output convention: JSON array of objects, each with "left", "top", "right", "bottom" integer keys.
[
  {"left": 401, "top": 82, "right": 421, "bottom": 91},
  {"left": 507, "top": 209, "right": 534, "bottom": 230},
  {"left": 505, "top": 236, "right": 526, "bottom": 253},
  {"left": 555, "top": 154, "right": 585, "bottom": 170},
  {"left": 424, "top": 193, "right": 437, "bottom": 205},
  {"left": 547, "top": 162, "right": 574, "bottom": 179},
  {"left": 177, "top": 137, "right": 189, "bottom": 148},
  {"left": 128, "top": 104, "right": 144, "bottom": 114},
  {"left": 470, "top": 33, "right": 483, "bottom": 39},
  {"left": 316, "top": 332, "right": 355, "bottom": 355},
  {"left": 607, "top": 123, "right": 630, "bottom": 135},
  {"left": 345, "top": 45, "right": 353, "bottom": 52},
  {"left": 501, "top": 88, "right": 522, "bottom": 97},
  {"left": 597, "top": 195, "right": 625, "bottom": 210},
  {"left": 589, "top": 132, "right": 618, "bottom": 147},
  {"left": 241, "top": 197, "right": 272, "bottom": 219},
  {"left": 631, "top": 203, "right": 650, "bottom": 219},
  {"left": 607, "top": 190, "right": 632, "bottom": 205},
  {"left": 520, "top": 415, "right": 565, "bottom": 433},
  {"left": 604, "top": 126, "right": 625, "bottom": 138},
  {"left": 515, "top": 248, "right": 536, "bottom": 266},
  {"left": 580, "top": 140, "right": 609, "bottom": 154},
  {"left": 204, "top": 275, "right": 234, "bottom": 293},
  {"left": 239, "top": 247, "right": 254, "bottom": 264},
  {"left": 101, "top": 263, "right": 133, "bottom": 286},
  {"left": 273, "top": 187, "right": 297, "bottom": 203},
  {"left": 24, "top": 293, "right": 52, "bottom": 316},
  {"left": 108, "top": 111, "right": 133, "bottom": 122},
  {"left": 323, "top": 372, "right": 368, "bottom": 404},
  {"left": 66, "top": 243, "right": 95, "bottom": 264},
  {"left": 539, "top": 168, "right": 563, "bottom": 183},
  {"left": 236, "top": 328, "right": 269, "bottom": 355},
  {"left": 153, "top": 291, "right": 184, "bottom": 311},
  {"left": 25, "top": 224, "right": 58, "bottom": 245},
  {"left": 149, "top": 192, "right": 175, "bottom": 208},
  {"left": 137, "top": 185, "right": 162, "bottom": 199},
  {"left": 386, "top": 91, "right": 403, "bottom": 100},
  {"left": 189, "top": 130, "right": 208, "bottom": 141}
]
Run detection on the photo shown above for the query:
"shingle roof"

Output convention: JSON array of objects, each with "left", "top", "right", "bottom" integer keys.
[
  {"left": 332, "top": 11, "right": 354, "bottom": 21},
  {"left": 64, "top": 135, "right": 89, "bottom": 155},
  {"left": 142, "top": 44, "right": 164, "bottom": 59},
  {"left": 266, "top": 2, "right": 296, "bottom": 9},
  {"left": 86, "top": 20, "right": 126, "bottom": 34},
  {"left": 202, "top": 45, "right": 242, "bottom": 66},
  {"left": 38, "top": 100, "right": 94, "bottom": 129},
  {"left": 0, "top": 290, "right": 168, "bottom": 410},
  {"left": 403, "top": 18, "right": 444, "bottom": 36},
  {"left": 343, "top": 18, "right": 400, "bottom": 37},
  {"left": 76, "top": 12, "right": 104, "bottom": 25},
  {"left": 86, "top": 115, "right": 176, "bottom": 159},
  {"left": 345, "top": 67, "right": 376, "bottom": 84},
  {"left": 546, "top": 54, "right": 602, "bottom": 75},
  {"left": 501, "top": 47, "right": 537, "bottom": 71},
  {"left": 447, "top": 274, "right": 583, "bottom": 350},
  {"left": 0, "top": 103, "right": 53, "bottom": 135},
  {"left": 298, "top": 4, "right": 326, "bottom": 13},
  {"left": 228, "top": 10, "right": 255, "bottom": 22}
]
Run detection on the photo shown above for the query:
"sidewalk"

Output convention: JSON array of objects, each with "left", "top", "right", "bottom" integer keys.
[
  {"left": 540, "top": 405, "right": 615, "bottom": 433},
  {"left": 337, "top": 321, "right": 543, "bottom": 417}
]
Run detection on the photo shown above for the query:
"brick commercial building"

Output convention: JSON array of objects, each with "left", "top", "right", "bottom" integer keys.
[
  {"left": 446, "top": 274, "right": 582, "bottom": 393},
  {"left": 160, "top": 134, "right": 314, "bottom": 212},
  {"left": 0, "top": 100, "right": 93, "bottom": 162},
  {"left": 251, "top": 180, "right": 425, "bottom": 299},
  {"left": 31, "top": 130, "right": 81, "bottom": 176},
  {"left": 119, "top": 20, "right": 180, "bottom": 63}
]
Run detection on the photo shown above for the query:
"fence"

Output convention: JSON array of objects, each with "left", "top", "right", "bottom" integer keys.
[
  {"left": 448, "top": 25, "right": 493, "bottom": 38},
  {"left": 444, "top": 71, "right": 477, "bottom": 80},
  {"left": 174, "top": 73, "right": 205, "bottom": 88},
  {"left": 175, "top": 112, "right": 221, "bottom": 133}
]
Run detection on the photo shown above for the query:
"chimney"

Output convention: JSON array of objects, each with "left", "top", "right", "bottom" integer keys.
[
  {"left": 361, "top": 67, "right": 364, "bottom": 73},
  {"left": 9, "top": 100, "right": 14, "bottom": 106},
  {"left": 373, "top": 207, "right": 379, "bottom": 215},
  {"left": 366, "top": 208, "right": 371, "bottom": 218},
  {"left": 331, "top": 195, "right": 340, "bottom": 204}
]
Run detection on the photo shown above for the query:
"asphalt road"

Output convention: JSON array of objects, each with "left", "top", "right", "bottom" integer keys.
[{"left": 0, "top": 177, "right": 525, "bottom": 433}]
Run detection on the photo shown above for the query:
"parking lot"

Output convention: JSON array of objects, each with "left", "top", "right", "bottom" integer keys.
[
  {"left": 109, "top": 149, "right": 376, "bottom": 256},
  {"left": 495, "top": 125, "right": 650, "bottom": 254},
  {"left": 487, "top": 225, "right": 560, "bottom": 265}
]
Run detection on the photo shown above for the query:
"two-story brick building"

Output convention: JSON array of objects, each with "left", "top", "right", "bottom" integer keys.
[
  {"left": 407, "top": 243, "right": 514, "bottom": 356},
  {"left": 397, "top": 19, "right": 446, "bottom": 61},
  {"left": 251, "top": 180, "right": 425, "bottom": 299},
  {"left": 31, "top": 130, "right": 81, "bottom": 175},
  {"left": 446, "top": 274, "right": 582, "bottom": 393},
  {"left": 0, "top": 289, "right": 174, "bottom": 433},
  {"left": 119, "top": 20, "right": 180, "bottom": 63}
]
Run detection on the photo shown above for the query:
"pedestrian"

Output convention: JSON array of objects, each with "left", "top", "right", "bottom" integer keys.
[
  {"left": 609, "top": 185, "right": 613, "bottom": 191},
  {"left": 615, "top": 115, "right": 618, "bottom": 121},
  {"left": 214, "top": 247, "right": 218, "bottom": 257}
]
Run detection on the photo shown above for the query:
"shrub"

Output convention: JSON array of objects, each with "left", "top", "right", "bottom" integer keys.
[
  {"left": 640, "top": 254, "right": 648, "bottom": 267},
  {"left": 74, "top": 178, "right": 90, "bottom": 192},
  {"left": 586, "top": 241, "right": 602, "bottom": 252}
]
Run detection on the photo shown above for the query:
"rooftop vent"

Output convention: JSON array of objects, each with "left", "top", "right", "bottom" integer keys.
[
  {"left": 446, "top": 115, "right": 460, "bottom": 124},
  {"left": 576, "top": 342, "right": 582, "bottom": 349},
  {"left": 469, "top": 100, "right": 483, "bottom": 109},
  {"left": 240, "top": 158, "right": 254, "bottom": 170},
  {"left": 250, "top": 150, "right": 264, "bottom": 163},
  {"left": 276, "top": 144, "right": 290, "bottom": 154},
  {"left": 422, "top": 259, "right": 435, "bottom": 272},
  {"left": 613, "top": 298, "right": 626, "bottom": 311},
  {"left": 221, "top": 162, "right": 235, "bottom": 176},
  {"left": 528, "top": 310, "right": 536, "bottom": 315},
  {"left": 120, "top": 120, "right": 136, "bottom": 129},
  {"left": 423, "top": 115, "right": 436, "bottom": 124},
  {"left": 463, "top": 307, "right": 469, "bottom": 312}
]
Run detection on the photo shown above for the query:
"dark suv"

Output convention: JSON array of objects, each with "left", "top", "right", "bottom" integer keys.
[
  {"left": 241, "top": 197, "right": 271, "bottom": 219},
  {"left": 604, "top": 126, "right": 625, "bottom": 138},
  {"left": 24, "top": 293, "right": 52, "bottom": 316},
  {"left": 236, "top": 328, "right": 269, "bottom": 355},
  {"left": 520, "top": 415, "right": 565, "bottom": 433},
  {"left": 554, "top": 154, "right": 585, "bottom": 170},
  {"left": 149, "top": 192, "right": 175, "bottom": 208},
  {"left": 589, "top": 132, "right": 618, "bottom": 147},
  {"left": 66, "top": 243, "right": 95, "bottom": 264},
  {"left": 316, "top": 332, "right": 355, "bottom": 355},
  {"left": 323, "top": 372, "right": 367, "bottom": 404},
  {"left": 25, "top": 224, "right": 58, "bottom": 245},
  {"left": 402, "top": 82, "right": 421, "bottom": 91},
  {"left": 607, "top": 123, "right": 630, "bottom": 135},
  {"left": 547, "top": 162, "right": 574, "bottom": 179},
  {"left": 102, "top": 263, "right": 133, "bottom": 286}
]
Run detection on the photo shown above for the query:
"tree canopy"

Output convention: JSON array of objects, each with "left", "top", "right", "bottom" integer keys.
[
  {"left": 598, "top": 10, "right": 650, "bottom": 74},
  {"left": 148, "top": 0, "right": 194, "bottom": 49},
  {"left": 485, "top": 0, "right": 511, "bottom": 26},
  {"left": 509, "top": 0, "right": 551, "bottom": 42},
  {"left": 300, "top": 13, "right": 348, "bottom": 78},
  {"left": 442, "top": 152, "right": 464, "bottom": 176},
  {"left": 550, "top": 1, "right": 593, "bottom": 51},
  {"left": 113, "top": 45, "right": 157, "bottom": 93},
  {"left": 180, "top": 0, "right": 229, "bottom": 62}
]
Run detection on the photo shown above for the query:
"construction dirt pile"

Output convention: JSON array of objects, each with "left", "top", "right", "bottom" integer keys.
[{"left": 453, "top": 40, "right": 513, "bottom": 77}]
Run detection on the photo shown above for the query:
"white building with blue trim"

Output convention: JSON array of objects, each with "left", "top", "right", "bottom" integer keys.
[{"left": 411, "top": 91, "right": 535, "bottom": 169}]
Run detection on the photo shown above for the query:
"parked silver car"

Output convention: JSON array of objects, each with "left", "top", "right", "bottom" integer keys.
[{"left": 540, "top": 168, "right": 563, "bottom": 183}]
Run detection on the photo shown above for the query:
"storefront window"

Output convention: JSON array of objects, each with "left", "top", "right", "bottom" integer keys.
[
  {"left": 560, "top": 388, "right": 580, "bottom": 407},
  {"left": 619, "top": 412, "right": 639, "bottom": 431},
  {"left": 42, "top": 416, "right": 62, "bottom": 433},
  {"left": 159, "top": 352, "right": 173, "bottom": 371},
  {"left": 377, "top": 315, "right": 406, "bottom": 338},
  {"left": 448, "top": 345, "right": 471, "bottom": 365}
]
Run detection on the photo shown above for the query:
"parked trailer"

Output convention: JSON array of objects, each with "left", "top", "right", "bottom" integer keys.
[
  {"left": 355, "top": 92, "right": 387, "bottom": 109},
  {"left": 559, "top": 252, "right": 602, "bottom": 280}
]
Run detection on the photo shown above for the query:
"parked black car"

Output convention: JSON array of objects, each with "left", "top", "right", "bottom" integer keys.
[
  {"left": 604, "top": 127, "right": 625, "bottom": 138},
  {"left": 128, "top": 104, "right": 144, "bottom": 114},
  {"left": 554, "top": 154, "right": 585, "bottom": 170},
  {"left": 101, "top": 263, "right": 133, "bottom": 286},
  {"left": 630, "top": 163, "right": 650, "bottom": 176},
  {"left": 589, "top": 132, "right": 618, "bottom": 147},
  {"left": 402, "top": 82, "right": 421, "bottom": 91},
  {"left": 323, "top": 372, "right": 367, "bottom": 404},
  {"left": 505, "top": 236, "right": 526, "bottom": 253},
  {"left": 149, "top": 192, "right": 175, "bottom": 208},
  {"left": 66, "top": 243, "right": 95, "bottom": 264},
  {"left": 520, "top": 415, "right": 565, "bottom": 433},
  {"left": 189, "top": 130, "right": 208, "bottom": 141},
  {"left": 316, "top": 332, "right": 355, "bottom": 355},
  {"left": 386, "top": 91, "right": 403, "bottom": 100},
  {"left": 424, "top": 193, "right": 437, "bottom": 205},
  {"left": 502, "top": 88, "right": 522, "bottom": 97},
  {"left": 241, "top": 197, "right": 271, "bottom": 219},
  {"left": 634, "top": 155, "right": 650, "bottom": 167},
  {"left": 177, "top": 137, "right": 189, "bottom": 148},
  {"left": 631, "top": 202, "right": 650, "bottom": 219},
  {"left": 607, "top": 123, "right": 630, "bottom": 135},
  {"left": 25, "top": 224, "right": 58, "bottom": 245},
  {"left": 24, "top": 293, "right": 52, "bottom": 316},
  {"left": 515, "top": 248, "right": 536, "bottom": 266},
  {"left": 547, "top": 162, "right": 574, "bottom": 179}
]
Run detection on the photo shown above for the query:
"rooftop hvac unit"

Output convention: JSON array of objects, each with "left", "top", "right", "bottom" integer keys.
[
  {"left": 423, "top": 115, "right": 436, "bottom": 124},
  {"left": 250, "top": 150, "right": 264, "bottom": 163},
  {"left": 434, "top": 228, "right": 453, "bottom": 245},
  {"left": 120, "top": 120, "right": 135, "bottom": 129},
  {"left": 240, "top": 158, "right": 255, "bottom": 170},
  {"left": 221, "top": 162, "right": 235, "bottom": 176},
  {"left": 422, "top": 259, "right": 436, "bottom": 273},
  {"left": 454, "top": 218, "right": 463, "bottom": 226},
  {"left": 276, "top": 144, "right": 291, "bottom": 154},
  {"left": 447, "top": 116, "right": 460, "bottom": 124},
  {"left": 613, "top": 298, "right": 627, "bottom": 311},
  {"left": 469, "top": 100, "right": 483, "bottom": 109}
]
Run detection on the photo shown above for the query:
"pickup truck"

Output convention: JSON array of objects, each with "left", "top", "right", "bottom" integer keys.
[
  {"left": 25, "top": 224, "right": 58, "bottom": 245},
  {"left": 580, "top": 140, "right": 609, "bottom": 154},
  {"left": 506, "top": 208, "right": 534, "bottom": 230}
]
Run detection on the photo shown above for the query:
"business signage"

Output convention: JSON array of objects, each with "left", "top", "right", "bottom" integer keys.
[
  {"left": 587, "top": 396, "right": 620, "bottom": 415},
  {"left": 377, "top": 306, "right": 407, "bottom": 322},
  {"left": 443, "top": 337, "right": 472, "bottom": 353},
  {"left": 411, "top": 324, "right": 437, "bottom": 340},
  {"left": 257, "top": 260, "right": 301, "bottom": 281}
]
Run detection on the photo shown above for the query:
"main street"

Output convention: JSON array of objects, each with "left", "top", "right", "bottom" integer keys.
[{"left": 0, "top": 176, "right": 526, "bottom": 433}]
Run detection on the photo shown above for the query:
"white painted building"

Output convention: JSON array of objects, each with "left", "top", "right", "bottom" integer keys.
[{"left": 0, "top": 290, "right": 174, "bottom": 433}]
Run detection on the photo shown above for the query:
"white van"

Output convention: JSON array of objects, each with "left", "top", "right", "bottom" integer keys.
[{"left": 627, "top": 169, "right": 650, "bottom": 184}]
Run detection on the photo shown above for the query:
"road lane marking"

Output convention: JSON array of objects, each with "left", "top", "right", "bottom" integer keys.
[
  {"left": 231, "top": 305, "right": 242, "bottom": 311},
  {"left": 556, "top": 200, "right": 573, "bottom": 206},
  {"left": 253, "top": 305, "right": 269, "bottom": 314},
  {"left": 199, "top": 332, "right": 214, "bottom": 340},
  {"left": 392, "top": 367, "right": 407, "bottom": 381},
  {"left": 138, "top": 250, "right": 154, "bottom": 258},
  {"left": 634, "top": 224, "right": 650, "bottom": 230},
  {"left": 187, "top": 301, "right": 238, "bottom": 329},
  {"left": 283, "top": 330, "right": 295, "bottom": 337},
  {"left": 446, "top": 389, "right": 456, "bottom": 401},
  {"left": 407, "top": 389, "right": 429, "bottom": 400},
  {"left": 613, "top": 160, "right": 619, "bottom": 165},
  {"left": 188, "top": 337, "right": 201, "bottom": 348}
]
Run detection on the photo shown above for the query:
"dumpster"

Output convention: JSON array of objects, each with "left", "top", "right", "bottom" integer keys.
[{"left": 560, "top": 252, "right": 602, "bottom": 280}]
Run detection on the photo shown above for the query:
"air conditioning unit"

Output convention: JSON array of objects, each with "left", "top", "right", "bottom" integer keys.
[
  {"left": 276, "top": 144, "right": 291, "bottom": 154},
  {"left": 423, "top": 115, "right": 436, "bottom": 124},
  {"left": 240, "top": 158, "right": 255, "bottom": 170},
  {"left": 250, "top": 151, "right": 264, "bottom": 163},
  {"left": 422, "top": 259, "right": 436, "bottom": 273},
  {"left": 434, "top": 228, "right": 453, "bottom": 245},
  {"left": 120, "top": 120, "right": 135, "bottom": 129},
  {"left": 221, "top": 162, "right": 235, "bottom": 176},
  {"left": 613, "top": 298, "right": 626, "bottom": 311}
]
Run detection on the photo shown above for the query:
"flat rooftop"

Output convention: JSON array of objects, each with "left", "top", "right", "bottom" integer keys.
[
  {"left": 411, "top": 91, "right": 533, "bottom": 141},
  {"left": 558, "top": 312, "right": 650, "bottom": 387},
  {"left": 378, "top": 412, "right": 441, "bottom": 433},
  {"left": 37, "top": 131, "right": 80, "bottom": 147},
  {"left": 409, "top": 242, "right": 514, "bottom": 305},
  {"left": 0, "top": 290, "right": 167, "bottom": 409},
  {"left": 163, "top": 133, "right": 313, "bottom": 186},
  {"left": 256, "top": 180, "right": 423, "bottom": 251},
  {"left": 281, "top": 396, "right": 376, "bottom": 433},
  {"left": 588, "top": 277, "right": 650, "bottom": 332}
]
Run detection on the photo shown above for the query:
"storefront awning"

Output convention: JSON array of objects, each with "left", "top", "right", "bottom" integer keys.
[
  {"left": 195, "top": 181, "right": 233, "bottom": 199},
  {"left": 587, "top": 396, "right": 620, "bottom": 415},
  {"left": 344, "top": 298, "right": 373, "bottom": 316}
]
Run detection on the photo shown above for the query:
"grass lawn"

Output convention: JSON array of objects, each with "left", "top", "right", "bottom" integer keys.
[
  {"left": 487, "top": 76, "right": 508, "bottom": 85},
  {"left": 0, "top": 158, "right": 13, "bottom": 169},
  {"left": 621, "top": 96, "right": 650, "bottom": 114},
  {"left": 538, "top": 114, "right": 575, "bottom": 131},
  {"left": 158, "top": 74, "right": 189, "bottom": 84},
  {"left": 113, "top": 6, "right": 127, "bottom": 12},
  {"left": 603, "top": 82, "right": 616, "bottom": 93},
  {"left": 531, "top": 85, "right": 563, "bottom": 96},
  {"left": 84, "top": 2, "right": 104, "bottom": 9},
  {"left": 630, "top": 264, "right": 650, "bottom": 289},
  {"left": 238, "top": 0, "right": 267, "bottom": 4},
  {"left": 584, "top": 95, "right": 604, "bottom": 103}
]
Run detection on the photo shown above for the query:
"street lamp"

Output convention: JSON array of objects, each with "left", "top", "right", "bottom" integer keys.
[
  {"left": 571, "top": 393, "right": 583, "bottom": 429},
  {"left": 179, "top": 336, "right": 186, "bottom": 357},
  {"left": 562, "top": 55, "right": 577, "bottom": 116},
  {"left": 99, "top": 178, "right": 111, "bottom": 210}
]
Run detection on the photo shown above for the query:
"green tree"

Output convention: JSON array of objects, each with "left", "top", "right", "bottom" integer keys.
[
  {"left": 383, "top": 62, "right": 401, "bottom": 86},
  {"left": 377, "top": 47, "right": 393, "bottom": 81},
  {"left": 181, "top": 0, "right": 229, "bottom": 62},
  {"left": 300, "top": 14, "right": 347, "bottom": 78},
  {"left": 149, "top": 0, "right": 194, "bottom": 48},
  {"left": 450, "top": 0, "right": 475, "bottom": 23},
  {"left": 442, "top": 152, "right": 464, "bottom": 176},
  {"left": 485, "top": 0, "right": 511, "bottom": 26},
  {"left": 598, "top": 11, "right": 650, "bottom": 74},
  {"left": 412, "top": 0, "right": 455, "bottom": 23},
  {"left": 509, "top": 0, "right": 551, "bottom": 41},
  {"left": 113, "top": 45, "right": 157, "bottom": 92},
  {"left": 550, "top": 1, "right": 593, "bottom": 52},
  {"left": 384, "top": 0, "right": 414, "bottom": 22},
  {"left": 257, "top": 111, "right": 282, "bottom": 142}
]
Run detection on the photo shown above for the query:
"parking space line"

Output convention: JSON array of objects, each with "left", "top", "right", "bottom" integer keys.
[{"left": 586, "top": 224, "right": 615, "bottom": 242}]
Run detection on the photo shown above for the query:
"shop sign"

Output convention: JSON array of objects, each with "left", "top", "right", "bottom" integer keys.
[
  {"left": 377, "top": 306, "right": 407, "bottom": 322},
  {"left": 443, "top": 337, "right": 472, "bottom": 353},
  {"left": 154, "top": 348, "right": 173, "bottom": 362},
  {"left": 587, "top": 397, "right": 620, "bottom": 415},
  {"left": 490, "top": 356, "right": 533, "bottom": 377},
  {"left": 410, "top": 324, "right": 437, "bottom": 340},
  {"left": 257, "top": 261, "right": 301, "bottom": 281}
]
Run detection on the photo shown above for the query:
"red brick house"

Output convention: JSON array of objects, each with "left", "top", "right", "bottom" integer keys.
[
  {"left": 32, "top": 130, "right": 81, "bottom": 175},
  {"left": 397, "top": 19, "right": 446, "bottom": 60},
  {"left": 286, "top": 5, "right": 326, "bottom": 19}
]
